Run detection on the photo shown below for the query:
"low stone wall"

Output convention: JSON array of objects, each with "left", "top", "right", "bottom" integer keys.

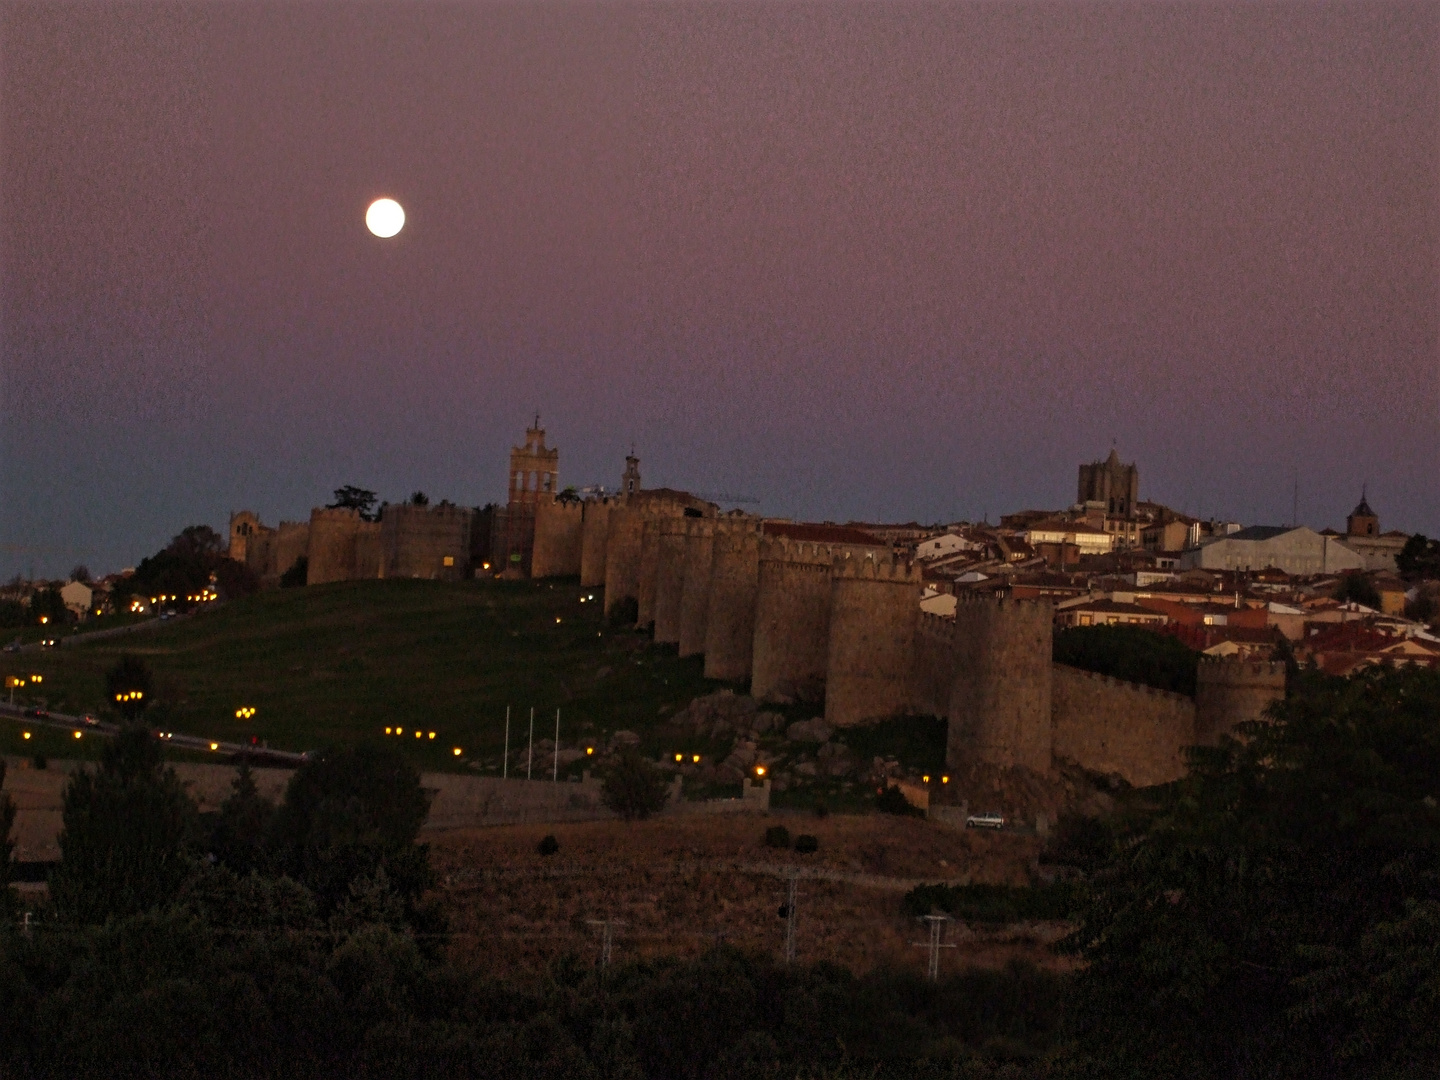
[
  {"left": 1050, "top": 664, "right": 1196, "bottom": 787},
  {"left": 423, "top": 773, "right": 614, "bottom": 828}
]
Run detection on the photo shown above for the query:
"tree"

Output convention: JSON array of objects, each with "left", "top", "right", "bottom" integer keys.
[
  {"left": 268, "top": 743, "right": 433, "bottom": 915},
  {"left": 409, "top": 491, "right": 429, "bottom": 507},
  {"left": 70, "top": 564, "right": 91, "bottom": 583},
  {"left": 279, "top": 555, "right": 309, "bottom": 588},
  {"left": 167, "top": 525, "right": 225, "bottom": 561},
  {"left": 1334, "top": 572, "right": 1381, "bottom": 609},
  {"left": 0, "top": 759, "right": 14, "bottom": 915},
  {"left": 1053, "top": 624, "right": 1201, "bottom": 695},
  {"left": 1397, "top": 534, "right": 1440, "bottom": 580},
  {"left": 208, "top": 759, "right": 275, "bottom": 875},
  {"left": 601, "top": 750, "right": 670, "bottom": 821},
  {"left": 27, "top": 586, "right": 66, "bottom": 626},
  {"left": 49, "top": 725, "right": 200, "bottom": 923},
  {"left": 106, "top": 654, "right": 154, "bottom": 721},
  {"left": 328, "top": 485, "right": 379, "bottom": 522},
  {"left": 1067, "top": 665, "right": 1440, "bottom": 1079}
]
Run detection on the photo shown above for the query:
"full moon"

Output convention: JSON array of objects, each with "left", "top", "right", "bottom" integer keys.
[{"left": 365, "top": 198, "right": 405, "bottom": 238}]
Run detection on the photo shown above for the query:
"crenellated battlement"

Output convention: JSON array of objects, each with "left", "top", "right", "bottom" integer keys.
[
  {"left": 917, "top": 611, "right": 957, "bottom": 641},
  {"left": 830, "top": 551, "right": 920, "bottom": 583},
  {"left": 1197, "top": 657, "right": 1287, "bottom": 682},
  {"left": 758, "top": 536, "right": 841, "bottom": 566},
  {"left": 1052, "top": 663, "right": 1193, "bottom": 704}
]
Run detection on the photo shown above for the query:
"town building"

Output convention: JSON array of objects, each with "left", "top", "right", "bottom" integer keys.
[{"left": 1180, "top": 525, "right": 1365, "bottom": 576}]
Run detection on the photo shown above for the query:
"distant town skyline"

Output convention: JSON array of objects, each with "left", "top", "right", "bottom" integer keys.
[{"left": 3, "top": 1, "right": 1436, "bottom": 578}]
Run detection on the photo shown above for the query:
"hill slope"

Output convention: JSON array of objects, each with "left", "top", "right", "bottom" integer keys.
[{"left": 0, "top": 578, "right": 724, "bottom": 770}]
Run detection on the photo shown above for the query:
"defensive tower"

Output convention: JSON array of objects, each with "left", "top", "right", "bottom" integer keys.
[
  {"left": 677, "top": 518, "right": 716, "bottom": 657},
  {"left": 703, "top": 519, "right": 762, "bottom": 680},
  {"left": 531, "top": 498, "right": 584, "bottom": 578},
  {"left": 824, "top": 553, "right": 922, "bottom": 727},
  {"left": 947, "top": 595, "right": 1054, "bottom": 773},
  {"left": 579, "top": 498, "right": 614, "bottom": 587},
  {"left": 602, "top": 504, "right": 645, "bottom": 618},
  {"left": 652, "top": 516, "right": 690, "bottom": 643},
  {"left": 1194, "top": 657, "right": 1287, "bottom": 745},
  {"left": 750, "top": 537, "right": 838, "bottom": 703}
]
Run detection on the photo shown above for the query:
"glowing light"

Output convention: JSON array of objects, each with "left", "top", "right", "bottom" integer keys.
[
  {"left": 923, "top": 775, "right": 931, "bottom": 784},
  {"left": 30, "top": 675, "right": 41, "bottom": 683},
  {"left": 209, "top": 742, "right": 219, "bottom": 751},
  {"left": 385, "top": 727, "right": 393, "bottom": 735},
  {"left": 39, "top": 616, "right": 48, "bottom": 624},
  {"left": 396, "top": 728, "right": 404, "bottom": 736},
  {"left": 428, "top": 731, "right": 436, "bottom": 739},
  {"left": 22, "top": 732, "right": 31, "bottom": 740},
  {"left": 415, "top": 731, "right": 422, "bottom": 738},
  {"left": 675, "top": 753, "right": 683, "bottom": 762},
  {"left": 453, "top": 747, "right": 462, "bottom": 756},
  {"left": 586, "top": 747, "right": 594, "bottom": 755},
  {"left": 73, "top": 731, "right": 82, "bottom": 739},
  {"left": 755, "top": 765, "right": 766, "bottom": 777},
  {"left": 692, "top": 754, "right": 700, "bottom": 763},
  {"left": 365, "top": 198, "right": 405, "bottom": 238},
  {"left": 941, "top": 776, "right": 949, "bottom": 784},
  {"left": 556, "top": 617, "right": 562, "bottom": 624}
]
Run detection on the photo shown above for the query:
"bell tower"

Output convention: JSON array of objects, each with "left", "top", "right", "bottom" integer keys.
[{"left": 508, "top": 416, "right": 559, "bottom": 508}]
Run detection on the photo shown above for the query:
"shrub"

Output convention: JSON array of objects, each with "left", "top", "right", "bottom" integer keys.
[
  {"left": 538, "top": 834, "right": 560, "bottom": 856},
  {"left": 794, "top": 834, "right": 819, "bottom": 854},
  {"left": 764, "top": 825, "right": 791, "bottom": 849},
  {"left": 279, "top": 555, "right": 308, "bottom": 589},
  {"left": 902, "top": 881, "right": 1079, "bottom": 922},
  {"left": 875, "top": 784, "right": 924, "bottom": 817},
  {"left": 601, "top": 749, "right": 670, "bottom": 821},
  {"left": 607, "top": 595, "right": 639, "bottom": 628}
]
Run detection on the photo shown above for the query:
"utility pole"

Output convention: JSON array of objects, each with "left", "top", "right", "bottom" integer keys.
[
  {"left": 552, "top": 708, "right": 560, "bottom": 781},
  {"left": 778, "top": 873, "right": 798, "bottom": 963},
  {"left": 586, "top": 917, "right": 624, "bottom": 970},
  {"left": 502, "top": 706, "right": 510, "bottom": 780},
  {"left": 912, "top": 914, "right": 956, "bottom": 981},
  {"left": 527, "top": 707, "right": 534, "bottom": 780}
]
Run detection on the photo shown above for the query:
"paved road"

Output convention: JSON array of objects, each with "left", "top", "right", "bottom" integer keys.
[{"left": 0, "top": 703, "right": 308, "bottom": 766}]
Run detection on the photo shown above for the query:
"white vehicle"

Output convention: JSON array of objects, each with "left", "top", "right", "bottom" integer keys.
[{"left": 965, "top": 811, "right": 1006, "bottom": 830}]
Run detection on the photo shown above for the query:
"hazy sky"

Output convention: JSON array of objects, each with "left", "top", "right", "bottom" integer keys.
[{"left": 3, "top": 1, "right": 1436, "bottom": 577}]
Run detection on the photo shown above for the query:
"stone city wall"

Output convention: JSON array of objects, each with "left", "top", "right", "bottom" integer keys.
[
  {"left": 579, "top": 498, "right": 614, "bottom": 587},
  {"left": 382, "top": 502, "right": 474, "bottom": 580},
  {"left": 677, "top": 518, "right": 716, "bottom": 658},
  {"left": 530, "top": 498, "right": 584, "bottom": 579},
  {"left": 750, "top": 539, "right": 841, "bottom": 703},
  {"left": 652, "top": 517, "right": 691, "bottom": 644},
  {"left": 1194, "top": 657, "right": 1286, "bottom": 745},
  {"left": 824, "top": 554, "right": 922, "bottom": 727},
  {"left": 947, "top": 596, "right": 1054, "bottom": 774},
  {"left": 703, "top": 519, "right": 763, "bottom": 681},
  {"left": 1050, "top": 663, "right": 1196, "bottom": 787}
]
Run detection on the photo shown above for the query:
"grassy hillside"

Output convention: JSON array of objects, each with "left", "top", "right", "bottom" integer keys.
[{"left": 0, "top": 578, "right": 727, "bottom": 772}]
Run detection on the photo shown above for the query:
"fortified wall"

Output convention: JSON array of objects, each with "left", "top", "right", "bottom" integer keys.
[
  {"left": 228, "top": 511, "right": 309, "bottom": 585},
  {"left": 590, "top": 504, "right": 1285, "bottom": 788},
  {"left": 530, "top": 499, "right": 584, "bottom": 579},
  {"left": 382, "top": 502, "right": 474, "bottom": 581}
]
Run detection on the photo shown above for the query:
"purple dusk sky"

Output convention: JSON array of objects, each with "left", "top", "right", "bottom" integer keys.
[{"left": 2, "top": 1, "right": 1436, "bottom": 577}]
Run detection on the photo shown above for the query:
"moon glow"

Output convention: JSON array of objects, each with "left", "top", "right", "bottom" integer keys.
[{"left": 365, "top": 198, "right": 405, "bottom": 238}]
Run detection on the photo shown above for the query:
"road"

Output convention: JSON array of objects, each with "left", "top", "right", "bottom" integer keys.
[{"left": 0, "top": 702, "right": 308, "bottom": 766}]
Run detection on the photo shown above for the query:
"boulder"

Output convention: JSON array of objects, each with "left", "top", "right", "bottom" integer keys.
[{"left": 786, "top": 718, "right": 833, "bottom": 744}]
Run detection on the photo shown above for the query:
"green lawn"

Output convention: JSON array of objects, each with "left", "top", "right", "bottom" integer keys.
[{"left": 0, "top": 578, "right": 730, "bottom": 773}]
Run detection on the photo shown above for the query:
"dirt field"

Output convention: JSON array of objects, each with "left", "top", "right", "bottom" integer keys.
[{"left": 429, "top": 811, "right": 1074, "bottom": 979}]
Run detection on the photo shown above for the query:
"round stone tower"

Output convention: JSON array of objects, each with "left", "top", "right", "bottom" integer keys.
[
  {"left": 678, "top": 518, "right": 716, "bottom": 657},
  {"left": 703, "top": 519, "right": 762, "bottom": 681},
  {"left": 1194, "top": 657, "right": 1287, "bottom": 745},
  {"left": 580, "top": 497, "right": 613, "bottom": 587},
  {"left": 947, "top": 595, "right": 1054, "bottom": 774},
  {"left": 750, "top": 537, "right": 836, "bottom": 703},
  {"left": 602, "top": 504, "right": 644, "bottom": 619},
  {"left": 306, "top": 507, "right": 365, "bottom": 586},
  {"left": 824, "top": 553, "right": 922, "bottom": 727},
  {"left": 635, "top": 516, "right": 664, "bottom": 630},
  {"left": 652, "top": 517, "right": 690, "bottom": 644}
]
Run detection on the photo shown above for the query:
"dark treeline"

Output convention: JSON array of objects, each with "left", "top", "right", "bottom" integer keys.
[{"left": 3, "top": 665, "right": 1439, "bottom": 1078}]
